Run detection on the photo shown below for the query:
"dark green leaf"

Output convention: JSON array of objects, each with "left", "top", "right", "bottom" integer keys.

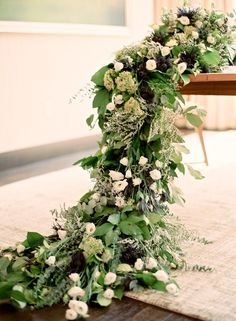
[
  {"left": 148, "top": 134, "right": 160, "bottom": 143},
  {"left": 94, "top": 223, "right": 113, "bottom": 236},
  {"left": 105, "top": 230, "right": 119, "bottom": 246},
  {"left": 0, "top": 257, "right": 10, "bottom": 273},
  {"left": 114, "top": 286, "right": 124, "bottom": 300},
  {"left": 92, "top": 88, "right": 110, "bottom": 113},
  {"left": 80, "top": 191, "right": 94, "bottom": 203},
  {"left": 136, "top": 273, "right": 156, "bottom": 286},
  {"left": 122, "top": 205, "right": 133, "bottom": 213},
  {"left": 27, "top": 232, "right": 44, "bottom": 248},
  {"left": 0, "top": 282, "right": 13, "bottom": 300},
  {"left": 119, "top": 221, "right": 142, "bottom": 236},
  {"left": 152, "top": 281, "right": 166, "bottom": 292},
  {"left": 202, "top": 50, "right": 220, "bottom": 66},
  {"left": 86, "top": 114, "right": 94, "bottom": 128},
  {"left": 12, "top": 258, "right": 26, "bottom": 271},
  {"left": 74, "top": 155, "right": 98, "bottom": 169},
  {"left": 11, "top": 290, "right": 26, "bottom": 303},
  {"left": 91, "top": 65, "right": 109, "bottom": 86}
]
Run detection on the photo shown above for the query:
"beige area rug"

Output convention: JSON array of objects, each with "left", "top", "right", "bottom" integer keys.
[{"left": 0, "top": 131, "right": 236, "bottom": 321}]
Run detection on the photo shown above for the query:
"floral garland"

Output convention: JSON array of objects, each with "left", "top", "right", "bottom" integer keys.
[{"left": 0, "top": 4, "right": 236, "bottom": 320}]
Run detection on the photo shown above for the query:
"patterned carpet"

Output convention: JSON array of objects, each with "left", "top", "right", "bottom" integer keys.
[{"left": 0, "top": 131, "right": 236, "bottom": 321}]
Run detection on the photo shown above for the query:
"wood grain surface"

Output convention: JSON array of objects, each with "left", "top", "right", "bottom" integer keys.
[{"left": 0, "top": 297, "right": 198, "bottom": 321}]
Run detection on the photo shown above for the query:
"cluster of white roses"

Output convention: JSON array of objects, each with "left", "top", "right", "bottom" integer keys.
[
  {"left": 65, "top": 273, "right": 89, "bottom": 320},
  {"left": 134, "top": 257, "right": 178, "bottom": 295},
  {"left": 109, "top": 156, "right": 163, "bottom": 198}
]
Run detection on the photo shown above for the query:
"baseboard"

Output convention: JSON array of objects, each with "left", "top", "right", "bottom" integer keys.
[{"left": 0, "top": 135, "right": 101, "bottom": 171}]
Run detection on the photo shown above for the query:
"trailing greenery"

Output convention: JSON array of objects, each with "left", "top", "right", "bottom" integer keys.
[{"left": 0, "top": 3, "right": 236, "bottom": 320}]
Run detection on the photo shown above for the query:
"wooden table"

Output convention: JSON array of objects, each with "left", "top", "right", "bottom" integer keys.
[
  {"left": 0, "top": 297, "right": 198, "bottom": 321},
  {"left": 180, "top": 73, "right": 236, "bottom": 166},
  {"left": 180, "top": 73, "right": 236, "bottom": 95}
]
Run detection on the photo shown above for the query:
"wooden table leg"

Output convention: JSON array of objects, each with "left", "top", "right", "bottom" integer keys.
[{"left": 195, "top": 126, "right": 208, "bottom": 166}]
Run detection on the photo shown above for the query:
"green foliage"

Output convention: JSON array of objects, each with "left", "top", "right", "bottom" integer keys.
[
  {"left": 27, "top": 232, "right": 44, "bottom": 248},
  {"left": 201, "top": 50, "right": 221, "bottom": 66},
  {"left": 91, "top": 65, "right": 109, "bottom": 86}
]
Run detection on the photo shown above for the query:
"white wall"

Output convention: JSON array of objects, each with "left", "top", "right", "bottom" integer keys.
[{"left": 0, "top": 0, "right": 153, "bottom": 153}]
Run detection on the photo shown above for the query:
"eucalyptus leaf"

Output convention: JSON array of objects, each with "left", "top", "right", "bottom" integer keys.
[
  {"left": 186, "top": 164, "right": 205, "bottom": 179},
  {"left": 186, "top": 113, "right": 203, "bottom": 127}
]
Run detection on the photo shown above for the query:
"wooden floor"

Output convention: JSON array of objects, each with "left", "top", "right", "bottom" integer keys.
[{"left": 0, "top": 297, "right": 198, "bottom": 321}]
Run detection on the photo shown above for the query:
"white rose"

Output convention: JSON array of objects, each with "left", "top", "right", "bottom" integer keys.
[
  {"left": 115, "top": 196, "right": 125, "bottom": 208},
  {"left": 85, "top": 223, "right": 96, "bottom": 235},
  {"left": 166, "top": 39, "right": 177, "bottom": 47},
  {"left": 146, "top": 59, "right": 157, "bottom": 71},
  {"left": 127, "top": 56, "right": 133, "bottom": 64},
  {"left": 177, "top": 62, "right": 187, "bottom": 74},
  {"left": 101, "top": 145, "right": 107, "bottom": 154},
  {"left": 58, "top": 230, "right": 67, "bottom": 240},
  {"left": 195, "top": 20, "right": 203, "bottom": 28},
  {"left": 155, "top": 160, "right": 163, "bottom": 168},
  {"left": 192, "top": 31, "right": 199, "bottom": 39},
  {"left": 45, "top": 256, "right": 56, "bottom": 266},
  {"left": 125, "top": 169, "right": 132, "bottom": 178},
  {"left": 112, "top": 180, "right": 128, "bottom": 193},
  {"left": 65, "top": 309, "right": 78, "bottom": 320},
  {"left": 198, "top": 43, "right": 206, "bottom": 54},
  {"left": 114, "top": 61, "right": 124, "bottom": 72},
  {"left": 153, "top": 270, "right": 169, "bottom": 283},
  {"left": 91, "top": 192, "right": 100, "bottom": 202},
  {"left": 16, "top": 244, "right": 25, "bottom": 254},
  {"left": 120, "top": 157, "right": 128, "bottom": 166},
  {"left": 207, "top": 35, "right": 215, "bottom": 44},
  {"left": 134, "top": 258, "right": 144, "bottom": 270},
  {"left": 150, "top": 183, "right": 158, "bottom": 192},
  {"left": 69, "top": 273, "right": 80, "bottom": 283},
  {"left": 178, "top": 16, "right": 190, "bottom": 25},
  {"left": 146, "top": 257, "right": 158, "bottom": 270},
  {"left": 133, "top": 178, "right": 142, "bottom": 186},
  {"left": 68, "top": 300, "right": 89, "bottom": 317},
  {"left": 150, "top": 169, "right": 162, "bottom": 180},
  {"left": 161, "top": 46, "right": 170, "bottom": 57},
  {"left": 117, "top": 263, "right": 133, "bottom": 273},
  {"left": 106, "top": 102, "right": 115, "bottom": 111},
  {"left": 104, "top": 272, "right": 117, "bottom": 285},
  {"left": 94, "top": 270, "right": 101, "bottom": 280},
  {"left": 68, "top": 286, "right": 85, "bottom": 298},
  {"left": 176, "top": 32, "right": 187, "bottom": 43},
  {"left": 109, "top": 170, "right": 124, "bottom": 181},
  {"left": 166, "top": 283, "right": 179, "bottom": 295},
  {"left": 103, "top": 288, "right": 114, "bottom": 299},
  {"left": 114, "top": 94, "right": 123, "bottom": 105},
  {"left": 139, "top": 156, "right": 148, "bottom": 166},
  {"left": 216, "top": 18, "right": 224, "bottom": 27}
]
